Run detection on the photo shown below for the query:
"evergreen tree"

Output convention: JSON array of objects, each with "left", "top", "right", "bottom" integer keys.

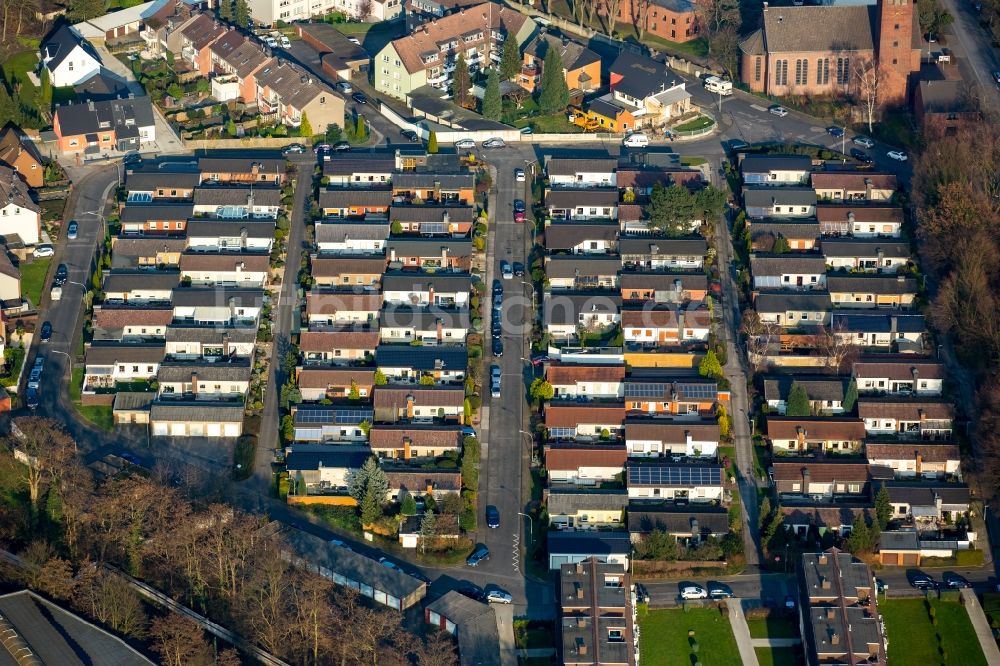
[
  {"left": 374, "top": 368, "right": 388, "bottom": 385},
  {"left": 785, "top": 382, "right": 811, "bottom": 417},
  {"left": 500, "top": 36, "right": 521, "bottom": 81},
  {"left": 299, "top": 112, "right": 312, "bottom": 138},
  {"left": 772, "top": 236, "right": 791, "bottom": 253},
  {"left": 481, "top": 69, "right": 502, "bottom": 121},
  {"left": 348, "top": 380, "right": 360, "bottom": 401},
  {"left": 234, "top": 0, "right": 250, "bottom": 27},
  {"left": 538, "top": 45, "right": 569, "bottom": 112},
  {"left": 875, "top": 483, "right": 892, "bottom": 530},
  {"left": 419, "top": 509, "right": 437, "bottom": 553},
  {"left": 845, "top": 515, "right": 873, "bottom": 554},
  {"left": 355, "top": 114, "right": 366, "bottom": 141},
  {"left": 842, "top": 379, "right": 858, "bottom": 412},
  {"left": 427, "top": 131, "right": 438, "bottom": 153},
  {"left": 226, "top": 119, "right": 237, "bottom": 137},
  {"left": 360, "top": 488, "right": 382, "bottom": 526},
  {"left": 219, "top": 0, "right": 232, "bottom": 21},
  {"left": 716, "top": 404, "right": 731, "bottom": 438},
  {"left": 400, "top": 491, "right": 417, "bottom": 516},
  {"left": 451, "top": 53, "right": 472, "bottom": 109},
  {"left": 390, "top": 220, "right": 402, "bottom": 235},
  {"left": 758, "top": 496, "right": 772, "bottom": 530},
  {"left": 698, "top": 350, "right": 724, "bottom": 379},
  {"left": 648, "top": 183, "right": 697, "bottom": 236}
]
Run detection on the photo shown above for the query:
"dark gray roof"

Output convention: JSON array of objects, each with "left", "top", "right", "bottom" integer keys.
[
  {"left": 524, "top": 33, "right": 602, "bottom": 73},
  {"left": 293, "top": 404, "right": 374, "bottom": 426},
  {"left": 619, "top": 236, "right": 707, "bottom": 256},
  {"left": 822, "top": 238, "right": 910, "bottom": 258},
  {"left": 609, "top": 52, "right": 672, "bottom": 100},
  {"left": 186, "top": 218, "right": 276, "bottom": 238},
  {"left": 113, "top": 391, "right": 156, "bottom": 411},
  {"left": 884, "top": 482, "right": 970, "bottom": 508},
  {"left": 315, "top": 222, "right": 390, "bottom": 243},
  {"left": 103, "top": 270, "right": 180, "bottom": 293},
  {"left": 547, "top": 488, "right": 629, "bottom": 514},
  {"left": 285, "top": 444, "right": 371, "bottom": 471},
  {"left": 826, "top": 273, "right": 918, "bottom": 294},
  {"left": 544, "top": 223, "right": 620, "bottom": 250},
  {"left": 86, "top": 343, "right": 166, "bottom": 366},
  {"left": 55, "top": 97, "right": 155, "bottom": 137},
  {"left": 322, "top": 155, "right": 395, "bottom": 176},
  {"left": 744, "top": 187, "right": 818, "bottom": 208},
  {"left": 120, "top": 203, "right": 193, "bottom": 223},
  {"left": 0, "top": 590, "right": 153, "bottom": 665},
  {"left": 547, "top": 530, "right": 632, "bottom": 555},
  {"left": 762, "top": 375, "right": 849, "bottom": 403},
  {"left": 375, "top": 344, "right": 467, "bottom": 371},
  {"left": 620, "top": 271, "right": 708, "bottom": 292},
  {"left": 918, "top": 79, "right": 967, "bottom": 113},
  {"left": 424, "top": 592, "right": 499, "bottom": 666},
  {"left": 627, "top": 504, "right": 730, "bottom": 534},
  {"left": 741, "top": 154, "right": 812, "bottom": 174},
  {"left": 381, "top": 271, "right": 472, "bottom": 292},
  {"left": 194, "top": 186, "right": 282, "bottom": 207},
  {"left": 546, "top": 188, "right": 618, "bottom": 208},
  {"left": 750, "top": 253, "right": 827, "bottom": 275},
  {"left": 544, "top": 290, "right": 622, "bottom": 325},
  {"left": 831, "top": 311, "right": 925, "bottom": 334},
  {"left": 546, "top": 256, "right": 621, "bottom": 279},
  {"left": 388, "top": 205, "right": 476, "bottom": 223},
  {"left": 164, "top": 324, "right": 256, "bottom": 344},
  {"left": 42, "top": 25, "right": 100, "bottom": 73},
  {"left": 170, "top": 287, "right": 265, "bottom": 307},
  {"left": 754, "top": 290, "right": 831, "bottom": 313},
  {"left": 380, "top": 305, "right": 470, "bottom": 329},
  {"left": 149, "top": 401, "right": 245, "bottom": 422},
  {"left": 392, "top": 172, "right": 475, "bottom": 189},
  {"left": 546, "top": 157, "right": 618, "bottom": 177},
  {"left": 588, "top": 97, "right": 628, "bottom": 120},
  {"left": 157, "top": 360, "right": 253, "bottom": 383},
  {"left": 749, "top": 221, "right": 820, "bottom": 240},
  {"left": 319, "top": 188, "right": 394, "bottom": 208},
  {"left": 386, "top": 237, "right": 472, "bottom": 257},
  {"left": 198, "top": 157, "right": 285, "bottom": 175},
  {"left": 126, "top": 171, "right": 201, "bottom": 192},
  {"left": 111, "top": 237, "right": 187, "bottom": 267}
]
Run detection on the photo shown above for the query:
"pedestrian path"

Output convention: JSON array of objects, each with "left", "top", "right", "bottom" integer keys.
[
  {"left": 749, "top": 638, "right": 801, "bottom": 647},
  {"left": 960, "top": 588, "right": 1000, "bottom": 664},
  {"left": 725, "top": 598, "right": 760, "bottom": 666}
]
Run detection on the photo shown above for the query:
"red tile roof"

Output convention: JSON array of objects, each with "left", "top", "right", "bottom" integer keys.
[
  {"left": 772, "top": 461, "right": 869, "bottom": 483},
  {"left": 865, "top": 442, "right": 960, "bottom": 463},
  {"left": 298, "top": 330, "right": 380, "bottom": 352},
  {"left": 546, "top": 364, "right": 625, "bottom": 384},
  {"left": 545, "top": 404, "right": 625, "bottom": 428},
  {"left": 296, "top": 367, "right": 376, "bottom": 389},
  {"left": 370, "top": 426, "right": 463, "bottom": 450},
  {"left": 93, "top": 307, "right": 174, "bottom": 329},
  {"left": 767, "top": 417, "right": 867, "bottom": 441},
  {"left": 544, "top": 444, "right": 627, "bottom": 471}
]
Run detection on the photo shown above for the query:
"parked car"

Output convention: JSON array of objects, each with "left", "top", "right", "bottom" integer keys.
[
  {"left": 39, "top": 321, "right": 52, "bottom": 342},
  {"left": 514, "top": 168, "right": 526, "bottom": 182},
  {"left": 850, "top": 148, "right": 873, "bottom": 164},
  {"left": 519, "top": 126, "right": 533, "bottom": 135},
  {"left": 282, "top": 143, "right": 306, "bottom": 154},
  {"left": 33, "top": 245, "right": 54, "bottom": 258},
  {"left": 513, "top": 198, "right": 526, "bottom": 222},
  {"left": 280, "top": 36, "right": 291, "bottom": 48},
  {"left": 486, "top": 505, "right": 500, "bottom": 528},
  {"left": 352, "top": 92, "right": 368, "bottom": 104},
  {"left": 530, "top": 355, "right": 552, "bottom": 366},
  {"left": 622, "top": 133, "right": 649, "bottom": 148},
  {"left": 123, "top": 152, "right": 142, "bottom": 165},
  {"left": 482, "top": 138, "right": 506, "bottom": 149},
  {"left": 768, "top": 105, "right": 789, "bottom": 117},
  {"left": 888, "top": 150, "right": 908, "bottom": 161},
  {"left": 491, "top": 377, "right": 501, "bottom": 398},
  {"left": 493, "top": 292, "right": 503, "bottom": 309},
  {"left": 335, "top": 81, "right": 353, "bottom": 93},
  {"left": 875, "top": 578, "right": 887, "bottom": 593},
  {"left": 513, "top": 262, "right": 524, "bottom": 277},
  {"left": 378, "top": 557, "right": 400, "bottom": 570},
  {"left": 501, "top": 260, "right": 513, "bottom": 280},
  {"left": 827, "top": 126, "right": 845, "bottom": 138},
  {"left": 27, "top": 367, "right": 41, "bottom": 390},
  {"left": 784, "top": 595, "right": 796, "bottom": 609},
  {"left": 328, "top": 538, "right": 352, "bottom": 551},
  {"left": 313, "top": 143, "right": 332, "bottom": 153},
  {"left": 680, "top": 585, "right": 708, "bottom": 600},
  {"left": 492, "top": 279, "right": 503, "bottom": 296},
  {"left": 708, "top": 582, "right": 734, "bottom": 599},
  {"left": 461, "top": 426, "right": 477, "bottom": 438},
  {"left": 119, "top": 452, "right": 142, "bottom": 466},
  {"left": 67, "top": 221, "right": 78, "bottom": 240},
  {"left": 491, "top": 365, "right": 502, "bottom": 381},
  {"left": 348, "top": 37, "right": 361, "bottom": 46},
  {"left": 264, "top": 36, "right": 278, "bottom": 48},
  {"left": 492, "top": 339, "right": 503, "bottom": 357},
  {"left": 458, "top": 585, "right": 487, "bottom": 602},
  {"left": 910, "top": 573, "right": 937, "bottom": 590},
  {"left": 943, "top": 573, "right": 971, "bottom": 589},
  {"left": 456, "top": 138, "right": 476, "bottom": 149},
  {"left": 54, "top": 263, "right": 68, "bottom": 287},
  {"left": 729, "top": 140, "right": 749, "bottom": 152},
  {"left": 334, "top": 142, "right": 351, "bottom": 152},
  {"left": 466, "top": 545, "right": 490, "bottom": 566},
  {"left": 487, "top": 589, "right": 512, "bottom": 604},
  {"left": 25, "top": 387, "right": 38, "bottom": 410},
  {"left": 634, "top": 583, "right": 650, "bottom": 604},
  {"left": 401, "top": 129, "right": 420, "bottom": 142},
  {"left": 853, "top": 136, "right": 875, "bottom": 148}
]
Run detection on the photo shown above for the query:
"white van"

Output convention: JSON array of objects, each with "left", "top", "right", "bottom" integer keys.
[
  {"left": 704, "top": 76, "right": 733, "bottom": 96},
  {"left": 622, "top": 133, "right": 650, "bottom": 148}
]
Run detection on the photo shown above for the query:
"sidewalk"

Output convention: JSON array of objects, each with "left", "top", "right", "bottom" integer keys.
[
  {"left": 725, "top": 599, "right": 760, "bottom": 666},
  {"left": 960, "top": 588, "right": 1000, "bottom": 664},
  {"left": 750, "top": 638, "right": 801, "bottom": 647}
]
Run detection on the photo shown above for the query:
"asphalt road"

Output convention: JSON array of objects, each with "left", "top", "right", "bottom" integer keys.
[{"left": 940, "top": 0, "right": 1000, "bottom": 112}]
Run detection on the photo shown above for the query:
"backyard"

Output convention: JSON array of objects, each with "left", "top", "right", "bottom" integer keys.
[
  {"left": 880, "top": 597, "right": 987, "bottom": 665},
  {"left": 20, "top": 258, "right": 50, "bottom": 307},
  {"left": 755, "top": 646, "right": 803, "bottom": 666},
  {"left": 746, "top": 612, "right": 800, "bottom": 639},
  {"left": 70, "top": 367, "right": 113, "bottom": 432},
  {"left": 637, "top": 606, "right": 741, "bottom": 666}
]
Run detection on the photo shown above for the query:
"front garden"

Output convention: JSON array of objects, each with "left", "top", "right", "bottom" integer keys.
[{"left": 637, "top": 606, "right": 741, "bottom": 666}]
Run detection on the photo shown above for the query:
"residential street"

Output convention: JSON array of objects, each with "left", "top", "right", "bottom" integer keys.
[{"left": 938, "top": 0, "right": 1000, "bottom": 112}]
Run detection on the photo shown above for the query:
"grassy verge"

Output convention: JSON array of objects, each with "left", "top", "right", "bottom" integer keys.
[
  {"left": 513, "top": 112, "right": 584, "bottom": 134},
  {"left": 20, "top": 258, "right": 51, "bottom": 307},
  {"left": 637, "top": 606, "right": 741, "bottom": 666},
  {"left": 673, "top": 116, "right": 714, "bottom": 132},
  {"left": 77, "top": 405, "right": 113, "bottom": 431},
  {"left": 880, "top": 598, "right": 987, "bottom": 665},
  {"left": 632, "top": 33, "right": 709, "bottom": 58},
  {"left": 755, "top": 647, "right": 803, "bottom": 666},
  {"left": 680, "top": 156, "right": 708, "bottom": 166}
]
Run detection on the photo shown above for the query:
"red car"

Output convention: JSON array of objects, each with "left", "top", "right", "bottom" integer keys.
[{"left": 513, "top": 199, "right": 526, "bottom": 223}]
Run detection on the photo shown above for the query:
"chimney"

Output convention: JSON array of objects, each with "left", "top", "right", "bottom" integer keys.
[
  {"left": 822, "top": 578, "right": 833, "bottom": 591},
  {"left": 876, "top": 247, "right": 884, "bottom": 269},
  {"left": 690, "top": 518, "right": 700, "bottom": 540},
  {"left": 428, "top": 283, "right": 435, "bottom": 304},
  {"left": 390, "top": 246, "right": 397, "bottom": 262},
  {"left": 890, "top": 315, "right": 898, "bottom": 337},
  {"left": 915, "top": 452, "right": 922, "bottom": 475},
  {"left": 864, "top": 178, "right": 873, "bottom": 200},
  {"left": 403, "top": 436, "right": 411, "bottom": 460},
  {"left": 578, "top": 642, "right": 588, "bottom": 656},
  {"left": 191, "top": 372, "right": 198, "bottom": 396},
  {"left": 911, "top": 366, "right": 919, "bottom": 387},
  {"left": 576, "top": 562, "right": 584, "bottom": 573},
  {"left": 406, "top": 394, "right": 415, "bottom": 419},
  {"left": 436, "top": 318, "right": 443, "bottom": 343},
  {"left": 576, "top": 585, "right": 585, "bottom": 599},
  {"left": 222, "top": 333, "right": 230, "bottom": 356},
  {"left": 818, "top": 553, "right": 828, "bottom": 565},
  {"left": 830, "top": 632, "right": 840, "bottom": 646},
  {"left": 441, "top": 245, "right": 448, "bottom": 266},
  {"left": 802, "top": 467, "right": 811, "bottom": 494},
  {"left": 763, "top": 1, "right": 768, "bottom": 8},
  {"left": 88, "top": 100, "right": 95, "bottom": 111}
]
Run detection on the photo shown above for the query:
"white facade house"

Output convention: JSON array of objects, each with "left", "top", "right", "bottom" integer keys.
[
  {"left": 247, "top": 0, "right": 400, "bottom": 26},
  {"left": 40, "top": 25, "right": 102, "bottom": 88},
  {"left": 853, "top": 360, "right": 945, "bottom": 396},
  {"left": 0, "top": 167, "right": 41, "bottom": 246},
  {"left": 381, "top": 274, "right": 470, "bottom": 308},
  {"left": 171, "top": 288, "right": 264, "bottom": 326},
  {"left": 749, "top": 255, "right": 828, "bottom": 291},
  {"left": 621, "top": 309, "right": 712, "bottom": 345},
  {"left": 740, "top": 155, "right": 811, "bottom": 185},
  {"left": 546, "top": 365, "right": 625, "bottom": 400},
  {"left": 149, "top": 401, "right": 244, "bottom": 437},
  {"left": 83, "top": 344, "right": 165, "bottom": 392},
  {"left": 315, "top": 223, "right": 389, "bottom": 255},
  {"left": 626, "top": 462, "right": 724, "bottom": 501},
  {"left": 185, "top": 219, "right": 275, "bottom": 253},
  {"left": 624, "top": 420, "right": 720, "bottom": 458},
  {"left": 546, "top": 158, "right": 617, "bottom": 188}
]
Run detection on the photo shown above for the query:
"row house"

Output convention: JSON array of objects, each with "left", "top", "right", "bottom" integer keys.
[
  {"left": 179, "top": 252, "right": 270, "bottom": 287},
  {"left": 543, "top": 291, "right": 622, "bottom": 340},
  {"left": 369, "top": 424, "right": 464, "bottom": 461},
  {"left": 831, "top": 311, "right": 927, "bottom": 350},
  {"left": 547, "top": 531, "right": 631, "bottom": 570},
  {"left": 254, "top": 59, "right": 345, "bottom": 131},
  {"left": 619, "top": 236, "right": 706, "bottom": 270},
  {"left": 192, "top": 186, "right": 281, "bottom": 219},
  {"left": 546, "top": 158, "right": 617, "bottom": 188},
  {"left": 315, "top": 222, "right": 390, "bottom": 255},
  {"left": 374, "top": 345, "right": 467, "bottom": 384},
  {"left": 545, "top": 443, "right": 627, "bottom": 485},
  {"left": 754, "top": 291, "right": 831, "bottom": 328},
  {"left": 83, "top": 343, "right": 165, "bottom": 392},
  {"left": 171, "top": 287, "right": 265, "bottom": 326},
  {"left": 52, "top": 96, "right": 156, "bottom": 156},
  {"left": 628, "top": 505, "right": 730, "bottom": 543},
  {"left": 743, "top": 187, "right": 817, "bottom": 218},
  {"left": 823, "top": 238, "right": 910, "bottom": 273},
  {"left": 817, "top": 206, "right": 903, "bottom": 237},
  {"left": 120, "top": 204, "right": 192, "bottom": 235},
  {"left": 544, "top": 223, "right": 619, "bottom": 255},
  {"left": 284, "top": 446, "right": 371, "bottom": 492},
  {"left": 111, "top": 237, "right": 186, "bottom": 270},
  {"left": 546, "top": 189, "right": 618, "bottom": 221},
  {"left": 545, "top": 256, "right": 620, "bottom": 290},
  {"left": 811, "top": 172, "right": 897, "bottom": 203},
  {"left": 372, "top": 386, "right": 466, "bottom": 424},
  {"left": 546, "top": 488, "right": 628, "bottom": 530},
  {"left": 767, "top": 417, "right": 867, "bottom": 454},
  {"left": 311, "top": 256, "right": 385, "bottom": 289},
  {"left": 865, "top": 442, "right": 961, "bottom": 480},
  {"left": 291, "top": 404, "right": 373, "bottom": 442},
  {"left": 125, "top": 172, "right": 200, "bottom": 202},
  {"left": 198, "top": 157, "right": 287, "bottom": 185},
  {"left": 298, "top": 329, "right": 379, "bottom": 365},
  {"left": 379, "top": 306, "right": 469, "bottom": 344},
  {"left": 544, "top": 403, "right": 626, "bottom": 440},
  {"left": 164, "top": 325, "right": 256, "bottom": 359},
  {"left": 185, "top": 219, "right": 276, "bottom": 253},
  {"left": 177, "top": 13, "right": 227, "bottom": 76},
  {"left": 557, "top": 559, "right": 636, "bottom": 664},
  {"left": 858, "top": 398, "right": 954, "bottom": 440},
  {"left": 884, "top": 483, "right": 971, "bottom": 527},
  {"left": 392, "top": 172, "right": 475, "bottom": 204},
  {"left": 626, "top": 461, "right": 724, "bottom": 501},
  {"left": 384, "top": 470, "right": 461, "bottom": 502},
  {"left": 624, "top": 419, "right": 720, "bottom": 458},
  {"left": 616, "top": 167, "right": 702, "bottom": 197},
  {"left": 381, "top": 272, "right": 471, "bottom": 307},
  {"left": 740, "top": 155, "right": 811, "bottom": 186},
  {"left": 520, "top": 33, "right": 602, "bottom": 95},
  {"left": 92, "top": 306, "right": 172, "bottom": 341},
  {"left": 102, "top": 271, "right": 177, "bottom": 303},
  {"left": 762, "top": 375, "right": 850, "bottom": 415},
  {"left": 853, "top": 357, "right": 945, "bottom": 395},
  {"left": 323, "top": 154, "right": 395, "bottom": 188},
  {"left": 750, "top": 254, "right": 827, "bottom": 290},
  {"left": 295, "top": 367, "right": 376, "bottom": 402},
  {"left": 386, "top": 238, "right": 472, "bottom": 271},
  {"left": 621, "top": 307, "right": 712, "bottom": 344},
  {"left": 209, "top": 34, "right": 270, "bottom": 104},
  {"left": 546, "top": 364, "right": 626, "bottom": 400},
  {"left": 624, "top": 376, "right": 727, "bottom": 416},
  {"left": 305, "top": 291, "right": 382, "bottom": 326},
  {"left": 389, "top": 205, "right": 475, "bottom": 236},
  {"left": 826, "top": 274, "right": 918, "bottom": 309},
  {"left": 749, "top": 221, "right": 820, "bottom": 251},
  {"left": 620, "top": 272, "right": 708, "bottom": 304},
  {"left": 319, "top": 189, "right": 393, "bottom": 219},
  {"left": 156, "top": 360, "right": 252, "bottom": 401},
  {"left": 772, "top": 459, "right": 872, "bottom": 499}
]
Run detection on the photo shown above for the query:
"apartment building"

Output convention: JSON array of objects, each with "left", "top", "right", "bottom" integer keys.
[{"left": 559, "top": 558, "right": 637, "bottom": 666}]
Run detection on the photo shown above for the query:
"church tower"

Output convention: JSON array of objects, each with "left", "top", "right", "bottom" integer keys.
[{"left": 876, "top": 0, "right": 917, "bottom": 105}]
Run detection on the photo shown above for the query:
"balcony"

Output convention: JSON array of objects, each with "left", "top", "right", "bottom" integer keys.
[{"left": 427, "top": 72, "right": 449, "bottom": 86}]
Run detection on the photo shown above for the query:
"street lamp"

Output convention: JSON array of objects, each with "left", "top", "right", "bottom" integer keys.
[{"left": 518, "top": 511, "right": 533, "bottom": 542}]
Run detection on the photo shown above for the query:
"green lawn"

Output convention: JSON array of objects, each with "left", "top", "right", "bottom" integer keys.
[
  {"left": 880, "top": 598, "right": 987, "bottom": 665},
  {"left": 70, "top": 367, "right": 84, "bottom": 401},
  {"left": 747, "top": 614, "right": 800, "bottom": 639},
  {"left": 514, "top": 112, "right": 584, "bottom": 134},
  {"left": 981, "top": 592, "right": 1000, "bottom": 637},
  {"left": 680, "top": 156, "right": 708, "bottom": 166},
  {"left": 20, "top": 258, "right": 51, "bottom": 307},
  {"left": 3, "top": 51, "right": 40, "bottom": 103},
  {"left": 755, "top": 647, "right": 803, "bottom": 666},
  {"left": 673, "top": 115, "right": 715, "bottom": 132},
  {"left": 637, "top": 607, "right": 741, "bottom": 666},
  {"left": 77, "top": 405, "right": 113, "bottom": 432}
]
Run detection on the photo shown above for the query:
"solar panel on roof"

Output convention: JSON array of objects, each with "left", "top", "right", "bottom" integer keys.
[
  {"left": 627, "top": 465, "right": 722, "bottom": 487},
  {"left": 295, "top": 408, "right": 373, "bottom": 424},
  {"left": 677, "top": 383, "right": 717, "bottom": 400},
  {"left": 420, "top": 223, "right": 448, "bottom": 233},
  {"left": 625, "top": 382, "right": 666, "bottom": 399}
]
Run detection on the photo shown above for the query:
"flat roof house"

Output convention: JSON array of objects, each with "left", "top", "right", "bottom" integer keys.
[
  {"left": 548, "top": 531, "right": 632, "bottom": 570},
  {"left": 291, "top": 404, "right": 374, "bottom": 443},
  {"left": 741, "top": 155, "right": 812, "bottom": 185},
  {"left": 558, "top": 558, "right": 637, "bottom": 666},
  {"left": 149, "top": 400, "right": 245, "bottom": 437},
  {"left": 547, "top": 488, "right": 629, "bottom": 530}
]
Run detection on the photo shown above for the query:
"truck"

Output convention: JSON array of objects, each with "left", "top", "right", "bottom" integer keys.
[
  {"left": 50, "top": 285, "right": 62, "bottom": 301},
  {"left": 704, "top": 76, "right": 733, "bottom": 96}
]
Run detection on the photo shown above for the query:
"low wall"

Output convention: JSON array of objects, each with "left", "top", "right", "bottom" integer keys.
[
  {"left": 184, "top": 137, "right": 312, "bottom": 150},
  {"left": 81, "top": 393, "right": 115, "bottom": 406},
  {"left": 287, "top": 494, "right": 358, "bottom": 506},
  {"left": 625, "top": 352, "right": 703, "bottom": 368}
]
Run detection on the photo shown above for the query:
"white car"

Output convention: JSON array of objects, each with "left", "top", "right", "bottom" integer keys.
[
  {"left": 455, "top": 139, "right": 476, "bottom": 149},
  {"left": 680, "top": 585, "right": 708, "bottom": 600},
  {"left": 888, "top": 150, "right": 908, "bottom": 161},
  {"left": 487, "top": 590, "right": 512, "bottom": 604},
  {"left": 514, "top": 168, "right": 525, "bottom": 182},
  {"left": 483, "top": 138, "right": 506, "bottom": 149},
  {"left": 501, "top": 261, "right": 513, "bottom": 280},
  {"left": 280, "top": 36, "right": 291, "bottom": 48},
  {"left": 852, "top": 136, "right": 875, "bottom": 148},
  {"left": 264, "top": 37, "right": 278, "bottom": 48},
  {"left": 622, "top": 133, "right": 649, "bottom": 148},
  {"left": 348, "top": 37, "right": 361, "bottom": 46},
  {"left": 32, "top": 245, "right": 54, "bottom": 258},
  {"left": 768, "top": 105, "right": 789, "bottom": 117}
]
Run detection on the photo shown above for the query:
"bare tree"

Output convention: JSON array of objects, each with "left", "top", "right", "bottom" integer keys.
[
  {"left": 504, "top": 87, "right": 530, "bottom": 110},
  {"left": 149, "top": 613, "right": 213, "bottom": 666},
  {"left": 8, "top": 416, "right": 76, "bottom": 518},
  {"left": 289, "top": 569, "right": 335, "bottom": 665},
  {"left": 74, "top": 567, "right": 148, "bottom": 638},
  {"left": 604, "top": 0, "right": 625, "bottom": 34},
  {"left": 635, "top": 0, "right": 652, "bottom": 38},
  {"left": 816, "top": 322, "right": 858, "bottom": 373},
  {"left": 414, "top": 630, "right": 459, "bottom": 666},
  {"left": 854, "top": 56, "right": 886, "bottom": 133},
  {"left": 709, "top": 24, "right": 741, "bottom": 79},
  {"left": 740, "top": 309, "right": 779, "bottom": 375},
  {"left": 355, "top": 0, "right": 373, "bottom": 21}
]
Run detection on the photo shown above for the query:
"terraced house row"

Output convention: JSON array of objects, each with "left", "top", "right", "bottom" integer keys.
[{"left": 81, "top": 156, "right": 288, "bottom": 437}]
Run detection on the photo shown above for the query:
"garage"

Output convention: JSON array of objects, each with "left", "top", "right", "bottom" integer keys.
[
  {"left": 189, "top": 423, "right": 205, "bottom": 437},
  {"left": 152, "top": 422, "right": 168, "bottom": 436},
  {"left": 223, "top": 423, "right": 241, "bottom": 437},
  {"left": 207, "top": 423, "right": 222, "bottom": 437},
  {"left": 170, "top": 423, "right": 186, "bottom": 436}
]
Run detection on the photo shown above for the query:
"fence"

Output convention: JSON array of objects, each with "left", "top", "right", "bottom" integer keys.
[{"left": 184, "top": 137, "right": 313, "bottom": 150}]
